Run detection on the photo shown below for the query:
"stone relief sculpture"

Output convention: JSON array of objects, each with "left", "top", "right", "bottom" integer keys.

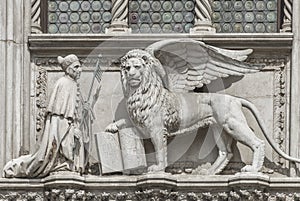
[
  {"left": 3, "top": 54, "right": 92, "bottom": 178},
  {"left": 106, "top": 39, "right": 300, "bottom": 174}
]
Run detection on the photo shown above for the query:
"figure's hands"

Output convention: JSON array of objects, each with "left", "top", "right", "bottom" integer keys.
[
  {"left": 82, "top": 101, "right": 95, "bottom": 120},
  {"left": 105, "top": 122, "right": 119, "bottom": 133},
  {"left": 83, "top": 102, "right": 91, "bottom": 111},
  {"left": 74, "top": 127, "right": 82, "bottom": 139}
]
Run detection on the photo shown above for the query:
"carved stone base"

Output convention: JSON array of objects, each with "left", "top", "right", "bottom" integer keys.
[
  {"left": 281, "top": 20, "right": 292, "bottom": 33},
  {"left": 31, "top": 23, "right": 42, "bottom": 34},
  {"left": 1, "top": 174, "right": 300, "bottom": 200},
  {"left": 190, "top": 20, "right": 216, "bottom": 34},
  {"left": 106, "top": 20, "right": 131, "bottom": 34}
]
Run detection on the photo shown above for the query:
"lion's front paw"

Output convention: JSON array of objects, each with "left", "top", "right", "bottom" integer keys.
[
  {"left": 148, "top": 164, "right": 165, "bottom": 173},
  {"left": 241, "top": 165, "right": 260, "bottom": 173},
  {"left": 105, "top": 123, "right": 118, "bottom": 133}
]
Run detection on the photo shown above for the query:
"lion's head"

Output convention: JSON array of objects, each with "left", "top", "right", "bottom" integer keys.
[
  {"left": 120, "top": 49, "right": 179, "bottom": 131},
  {"left": 120, "top": 49, "right": 166, "bottom": 95}
]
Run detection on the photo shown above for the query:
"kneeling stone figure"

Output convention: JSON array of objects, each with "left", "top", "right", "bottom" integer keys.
[{"left": 3, "top": 54, "right": 90, "bottom": 178}]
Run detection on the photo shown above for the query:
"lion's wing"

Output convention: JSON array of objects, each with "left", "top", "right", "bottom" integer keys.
[{"left": 146, "top": 39, "right": 264, "bottom": 92}]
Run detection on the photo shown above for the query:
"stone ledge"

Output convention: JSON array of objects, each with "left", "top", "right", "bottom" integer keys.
[
  {"left": 1, "top": 173, "right": 300, "bottom": 192},
  {"left": 28, "top": 33, "right": 293, "bottom": 57},
  {"left": 1, "top": 173, "right": 300, "bottom": 200}
]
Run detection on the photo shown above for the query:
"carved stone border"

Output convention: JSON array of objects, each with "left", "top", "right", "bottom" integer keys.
[
  {"left": 34, "top": 57, "right": 119, "bottom": 70},
  {"left": 35, "top": 67, "right": 47, "bottom": 139},
  {"left": 1, "top": 188, "right": 300, "bottom": 201},
  {"left": 0, "top": 192, "right": 44, "bottom": 201},
  {"left": 273, "top": 65, "right": 287, "bottom": 166},
  {"left": 249, "top": 58, "right": 288, "bottom": 168}
]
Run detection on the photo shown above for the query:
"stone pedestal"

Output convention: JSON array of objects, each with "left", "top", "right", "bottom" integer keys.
[
  {"left": 281, "top": 20, "right": 292, "bottom": 33},
  {"left": 190, "top": 20, "right": 216, "bottom": 34},
  {"left": 106, "top": 21, "right": 131, "bottom": 34}
]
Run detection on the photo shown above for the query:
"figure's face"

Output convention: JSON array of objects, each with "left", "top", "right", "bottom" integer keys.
[
  {"left": 123, "top": 58, "right": 144, "bottom": 87},
  {"left": 67, "top": 63, "right": 82, "bottom": 80}
]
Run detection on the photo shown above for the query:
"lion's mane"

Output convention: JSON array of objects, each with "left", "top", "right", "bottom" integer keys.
[{"left": 121, "top": 49, "right": 180, "bottom": 132}]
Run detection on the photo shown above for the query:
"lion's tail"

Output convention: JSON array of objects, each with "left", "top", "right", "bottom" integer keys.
[{"left": 240, "top": 98, "right": 300, "bottom": 163}]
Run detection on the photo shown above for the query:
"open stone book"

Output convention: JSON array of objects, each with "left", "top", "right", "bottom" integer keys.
[{"left": 95, "top": 127, "right": 147, "bottom": 174}]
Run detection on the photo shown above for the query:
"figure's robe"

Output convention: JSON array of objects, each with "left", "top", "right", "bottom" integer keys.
[{"left": 3, "top": 76, "right": 86, "bottom": 178}]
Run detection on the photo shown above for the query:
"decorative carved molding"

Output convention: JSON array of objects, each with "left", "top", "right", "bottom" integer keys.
[
  {"left": 2, "top": 189, "right": 300, "bottom": 201},
  {"left": 132, "top": 190, "right": 300, "bottom": 201},
  {"left": 281, "top": 0, "right": 293, "bottom": 33},
  {"left": 135, "top": 190, "right": 179, "bottom": 201},
  {"left": 190, "top": 0, "right": 216, "bottom": 33},
  {"left": 35, "top": 57, "right": 117, "bottom": 71},
  {"left": 106, "top": 0, "right": 131, "bottom": 33},
  {"left": 273, "top": 66, "right": 287, "bottom": 166},
  {"left": 0, "top": 192, "right": 43, "bottom": 201},
  {"left": 248, "top": 58, "right": 287, "bottom": 167},
  {"left": 31, "top": 0, "right": 42, "bottom": 34},
  {"left": 35, "top": 67, "right": 47, "bottom": 140},
  {"left": 248, "top": 58, "right": 286, "bottom": 69}
]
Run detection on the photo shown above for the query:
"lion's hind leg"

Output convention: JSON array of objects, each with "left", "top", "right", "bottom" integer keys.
[
  {"left": 223, "top": 116, "right": 265, "bottom": 173},
  {"left": 208, "top": 125, "right": 233, "bottom": 175}
]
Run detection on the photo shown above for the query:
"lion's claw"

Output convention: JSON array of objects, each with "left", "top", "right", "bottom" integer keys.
[
  {"left": 241, "top": 165, "right": 259, "bottom": 172},
  {"left": 105, "top": 123, "right": 118, "bottom": 133},
  {"left": 147, "top": 164, "right": 165, "bottom": 172}
]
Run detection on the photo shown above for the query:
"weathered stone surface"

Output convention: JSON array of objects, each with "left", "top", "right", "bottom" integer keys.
[
  {"left": 21, "top": 39, "right": 294, "bottom": 178},
  {"left": 95, "top": 129, "right": 146, "bottom": 174},
  {"left": 0, "top": 0, "right": 31, "bottom": 173},
  {"left": 1, "top": 0, "right": 300, "bottom": 199}
]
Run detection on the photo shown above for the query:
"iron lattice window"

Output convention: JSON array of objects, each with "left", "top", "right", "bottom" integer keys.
[
  {"left": 212, "top": 0, "right": 278, "bottom": 33},
  {"left": 128, "top": 0, "right": 196, "bottom": 33},
  {"left": 45, "top": 0, "right": 280, "bottom": 34},
  {"left": 47, "top": 0, "right": 112, "bottom": 33}
]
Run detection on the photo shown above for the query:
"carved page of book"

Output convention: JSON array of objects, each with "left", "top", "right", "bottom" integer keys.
[
  {"left": 95, "top": 132, "right": 124, "bottom": 174},
  {"left": 118, "top": 127, "right": 146, "bottom": 170},
  {"left": 95, "top": 128, "right": 146, "bottom": 174}
]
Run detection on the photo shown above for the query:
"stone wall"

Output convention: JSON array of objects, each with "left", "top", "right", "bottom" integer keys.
[
  {"left": 1, "top": 0, "right": 300, "bottom": 199},
  {"left": 0, "top": 0, "right": 32, "bottom": 172}
]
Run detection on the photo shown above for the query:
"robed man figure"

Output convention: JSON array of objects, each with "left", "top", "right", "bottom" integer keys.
[{"left": 3, "top": 54, "right": 91, "bottom": 178}]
